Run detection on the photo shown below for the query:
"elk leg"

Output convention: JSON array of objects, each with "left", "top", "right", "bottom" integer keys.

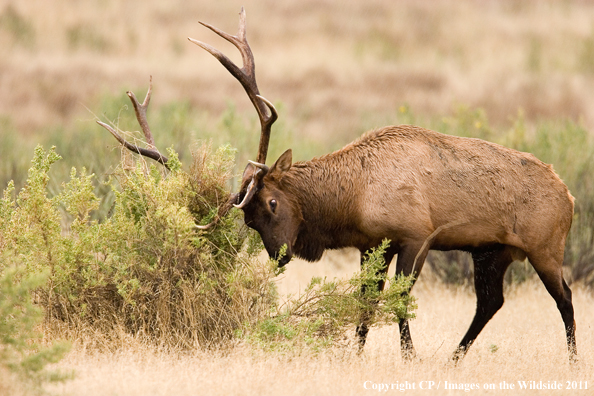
[
  {"left": 394, "top": 242, "right": 429, "bottom": 361},
  {"left": 453, "top": 245, "right": 512, "bottom": 362},
  {"left": 529, "top": 254, "right": 577, "bottom": 363},
  {"left": 356, "top": 247, "right": 396, "bottom": 351}
]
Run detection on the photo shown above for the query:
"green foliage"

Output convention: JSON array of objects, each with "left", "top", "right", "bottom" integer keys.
[
  {"left": 0, "top": 264, "right": 71, "bottom": 388},
  {"left": 436, "top": 104, "right": 493, "bottom": 141},
  {"left": 244, "top": 240, "right": 416, "bottom": 352},
  {"left": 0, "top": 143, "right": 276, "bottom": 349},
  {"left": 2, "top": 146, "right": 63, "bottom": 277}
]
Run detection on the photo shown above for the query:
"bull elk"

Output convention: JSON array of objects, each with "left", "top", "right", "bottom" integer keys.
[{"left": 98, "top": 8, "right": 577, "bottom": 363}]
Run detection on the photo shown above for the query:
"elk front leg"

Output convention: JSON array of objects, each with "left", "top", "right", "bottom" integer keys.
[
  {"left": 356, "top": 247, "right": 396, "bottom": 351},
  {"left": 394, "top": 242, "right": 428, "bottom": 361}
]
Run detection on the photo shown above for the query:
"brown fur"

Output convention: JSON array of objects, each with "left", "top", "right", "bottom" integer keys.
[{"left": 240, "top": 124, "right": 577, "bottom": 362}]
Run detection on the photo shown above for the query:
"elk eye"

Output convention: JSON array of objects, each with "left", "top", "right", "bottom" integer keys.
[{"left": 269, "top": 199, "right": 277, "bottom": 213}]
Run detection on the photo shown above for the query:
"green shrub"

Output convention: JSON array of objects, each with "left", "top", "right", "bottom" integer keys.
[
  {"left": 0, "top": 264, "right": 71, "bottom": 389},
  {"left": 243, "top": 240, "right": 416, "bottom": 352},
  {"left": 0, "top": 144, "right": 416, "bottom": 354},
  {"left": 0, "top": 144, "right": 276, "bottom": 349}
]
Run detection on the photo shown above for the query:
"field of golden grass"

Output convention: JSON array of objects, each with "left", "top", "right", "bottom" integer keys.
[
  {"left": 44, "top": 253, "right": 593, "bottom": 396},
  {"left": 2, "top": 0, "right": 594, "bottom": 394}
]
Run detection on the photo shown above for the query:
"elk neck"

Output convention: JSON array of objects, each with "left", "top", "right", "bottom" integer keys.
[{"left": 276, "top": 147, "right": 374, "bottom": 261}]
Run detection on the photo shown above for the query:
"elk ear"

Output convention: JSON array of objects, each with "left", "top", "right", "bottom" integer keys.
[
  {"left": 242, "top": 162, "right": 257, "bottom": 179},
  {"left": 270, "top": 149, "right": 292, "bottom": 176},
  {"left": 239, "top": 162, "right": 259, "bottom": 193}
]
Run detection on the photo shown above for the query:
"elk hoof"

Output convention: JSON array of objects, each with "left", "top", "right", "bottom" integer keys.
[
  {"left": 450, "top": 346, "right": 468, "bottom": 365},
  {"left": 401, "top": 348, "right": 417, "bottom": 362}
]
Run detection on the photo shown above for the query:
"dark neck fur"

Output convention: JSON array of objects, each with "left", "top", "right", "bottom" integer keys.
[{"left": 279, "top": 152, "right": 366, "bottom": 261}]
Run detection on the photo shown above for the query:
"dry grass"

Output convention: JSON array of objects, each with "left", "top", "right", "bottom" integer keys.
[
  {"left": 3, "top": 0, "right": 594, "bottom": 148},
  {"left": 45, "top": 254, "right": 594, "bottom": 396},
  {"left": 4, "top": 1, "right": 594, "bottom": 394}
]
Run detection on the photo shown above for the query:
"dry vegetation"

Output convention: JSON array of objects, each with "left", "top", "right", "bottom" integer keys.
[
  {"left": 3, "top": 0, "right": 594, "bottom": 146},
  {"left": 44, "top": 261, "right": 594, "bottom": 396},
  {"left": 2, "top": 0, "right": 594, "bottom": 394}
]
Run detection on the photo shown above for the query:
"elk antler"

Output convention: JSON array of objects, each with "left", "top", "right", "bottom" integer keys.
[
  {"left": 188, "top": 7, "right": 278, "bottom": 165},
  {"left": 97, "top": 76, "right": 170, "bottom": 169},
  {"left": 191, "top": 7, "right": 278, "bottom": 229},
  {"left": 100, "top": 9, "right": 277, "bottom": 230}
]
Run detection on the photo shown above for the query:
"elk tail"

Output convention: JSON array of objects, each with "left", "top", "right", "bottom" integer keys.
[{"left": 411, "top": 219, "right": 468, "bottom": 275}]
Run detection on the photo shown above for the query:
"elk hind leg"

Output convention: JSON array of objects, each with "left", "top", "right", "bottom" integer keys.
[
  {"left": 528, "top": 252, "right": 577, "bottom": 362},
  {"left": 453, "top": 245, "right": 513, "bottom": 362}
]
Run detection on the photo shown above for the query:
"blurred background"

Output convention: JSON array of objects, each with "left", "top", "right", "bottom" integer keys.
[
  {"left": 1, "top": 0, "right": 594, "bottom": 289},
  {"left": 3, "top": 1, "right": 594, "bottom": 147},
  {"left": 3, "top": 0, "right": 594, "bottom": 165}
]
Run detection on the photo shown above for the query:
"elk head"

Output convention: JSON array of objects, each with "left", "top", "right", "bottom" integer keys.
[
  {"left": 234, "top": 149, "right": 303, "bottom": 266},
  {"left": 189, "top": 8, "right": 303, "bottom": 265},
  {"left": 98, "top": 8, "right": 298, "bottom": 266}
]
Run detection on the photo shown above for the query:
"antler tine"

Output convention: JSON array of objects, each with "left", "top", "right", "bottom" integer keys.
[
  {"left": 97, "top": 77, "right": 170, "bottom": 169},
  {"left": 195, "top": 22, "right": 252, "bottom": 76},
  {"left": 194, "top": 7, "right": 254, "bottom": 85},
  {"left": 256, "top": 94, "right": 278, "bottom": 121},
  {"left": 255, "top": 94, "right": 278, "bottom": 162},
  {"left": 127, "top": 76, "right": 155, "bottom": 148},
  {"left": 189, "top": 7, "right": 276, "bottom": 165},
  {"left": 97, "top": 121, "right": 170, "bottom": 169}
]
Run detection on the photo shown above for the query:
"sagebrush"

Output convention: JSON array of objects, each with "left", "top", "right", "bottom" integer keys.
[
  {"left": 0, "top": 264, "right": 71, "bottom": 391},
  {"left": 0, "top": 142, "right": 416, "bottom": 354},
  {"left": 244, "top": 240, "right": 416, "bottom": 352},
  {"left": 0, "top": 144, "right": 276, "bottom": 349}
]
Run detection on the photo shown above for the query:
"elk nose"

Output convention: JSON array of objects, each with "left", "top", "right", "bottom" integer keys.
[{"left": 278, "top": 254, "right": 292, "bottom": 267}]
